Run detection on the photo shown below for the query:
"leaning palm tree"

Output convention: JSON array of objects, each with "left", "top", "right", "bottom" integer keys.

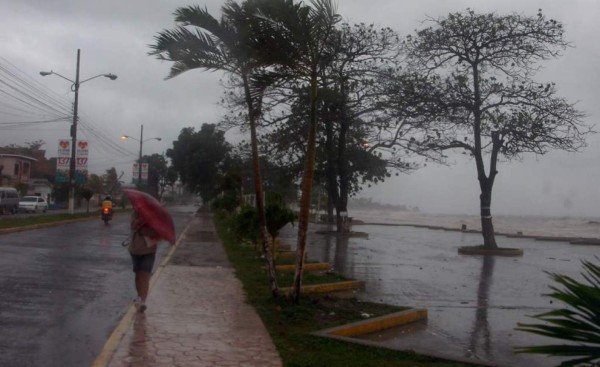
[
  {"left": 149, "top": 0, "right": 282, "bottom": 297},
  {"left": 255, "top": 0, "right": 340, "bottom": 302}
]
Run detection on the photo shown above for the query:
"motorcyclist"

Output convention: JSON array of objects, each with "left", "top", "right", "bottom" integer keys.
[{"left": 102, "top": 195, "right": 113, "bottom": 216}]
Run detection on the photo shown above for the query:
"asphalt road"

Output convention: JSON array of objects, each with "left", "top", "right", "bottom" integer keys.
[{"left": 0, "top": 206, "right": 193, "bottom": 367}]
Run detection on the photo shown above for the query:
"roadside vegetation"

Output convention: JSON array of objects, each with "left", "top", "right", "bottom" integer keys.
[{"left": 213, "top": 209, "right": 483, "bottom": 367}]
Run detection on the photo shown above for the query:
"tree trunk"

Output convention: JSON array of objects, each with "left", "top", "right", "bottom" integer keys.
[
  {"left": 479, "top": 180, "right": 497, "bottom": 248},
  {"left": 243, "top": 73, "right": 279, "bottom": 298},
  {"left": 327, "top": 196, "right": 334, "bottom": 223},
  {"left": 324, "top": 114, "right": 340, "bottom": 228},
  {"left": 293, "top": 68, "right": 319, "bottom": 303},
  {"left": 336, "top": 119, "right": 350, "bottom": 233}
]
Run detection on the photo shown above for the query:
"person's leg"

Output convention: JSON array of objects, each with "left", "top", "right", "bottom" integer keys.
[
  {"left": 136, "top": 271, "right": 152, "bottom": 302},
  {"left": 135, "top": 253, "right": 156, "bottom": 312}
]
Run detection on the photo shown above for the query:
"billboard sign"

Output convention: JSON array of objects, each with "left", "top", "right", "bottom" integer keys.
[
  {"left": 132, "top": 163, "right": 149, "bottom": 183},
  {"left": 56, "top": 139, "right": 89, "bottom": 184}
]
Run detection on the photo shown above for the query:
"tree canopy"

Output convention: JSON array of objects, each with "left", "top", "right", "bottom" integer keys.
[{"left": 167, "top": 124, "right": 232, "bottom": 204}]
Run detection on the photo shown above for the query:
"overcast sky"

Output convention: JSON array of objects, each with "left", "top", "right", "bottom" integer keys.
[{"left": 1, "top": 0, "right": 599, "bottom": 217}]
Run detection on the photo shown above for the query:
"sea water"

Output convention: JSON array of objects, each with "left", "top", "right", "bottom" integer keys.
[{"left": 278, "top": 210, "right": 600, "bottom": 367}]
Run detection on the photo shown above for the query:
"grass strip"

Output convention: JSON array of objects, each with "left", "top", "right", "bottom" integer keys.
[
  {"left": 0, "top": 208, "right": 130, "bottom": 230},
  {"left": 213, "top": 211, "right": 482, "bottom": 367},
  {"left": 0, "top": 212, "right": 97, "bottom": 229}
]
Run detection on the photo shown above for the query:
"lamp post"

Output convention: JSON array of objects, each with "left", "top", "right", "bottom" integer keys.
[
  {"left": 40, "top": 49, "right": 117, "bottom": 214},
  {"left": 121, "top": 124, "right": 161, "bottom": 188}
]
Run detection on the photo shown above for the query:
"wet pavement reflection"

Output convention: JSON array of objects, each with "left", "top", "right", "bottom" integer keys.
[{"left": 280, "top": 223, "right": 595, "bottom": 367}]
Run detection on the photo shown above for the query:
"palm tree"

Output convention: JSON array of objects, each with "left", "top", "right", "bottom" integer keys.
[
  {"left": 254, "top": 0, "right": 340, "bottom": 302},
  {"left": 149, "top": 0, "right": 281, "bottom": 297}
]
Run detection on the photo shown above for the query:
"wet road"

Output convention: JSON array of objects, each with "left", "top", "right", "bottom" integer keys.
[
  {"left": 0, "top": 206, "right": 193, "bottom": 367},
  {"left": 280, "top": 223, "right": 598, "bottom": 367}
]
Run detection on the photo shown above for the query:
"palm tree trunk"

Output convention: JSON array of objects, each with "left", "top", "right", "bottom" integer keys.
[
  {"left": 293, "top": 68, "right": 319, "bottom": 303},
  {"left": 243, "top": 74, "right": 279, "bottom": 298}
]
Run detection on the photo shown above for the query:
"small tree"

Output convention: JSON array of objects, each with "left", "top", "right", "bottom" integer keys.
[
  {"left": 265, "top": 192, "right": 296, "bottom": 250},
  {"left": 79, "top": 188, "right": 94, "bottom": 213},
  {"left": 404, "top": 9, "right": 591, "bottom": 249}
]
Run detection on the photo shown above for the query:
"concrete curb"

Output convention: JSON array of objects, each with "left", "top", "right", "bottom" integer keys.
[
  {"left": 458, "top": 246, "right": 524, "bottom": 256},
  {"left": 275, "top": 262, "right": 331, "bottom": 272},
  {"left": 313, "top": 308, "right": 499, "bottom": 367},
  {"left": 280, "top": 280, "right": 365, "bottom": 295},
  {"left": 317, "top": 308, "right": 428, "bottom": 338}
]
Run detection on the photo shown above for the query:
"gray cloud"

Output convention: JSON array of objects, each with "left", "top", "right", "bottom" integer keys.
[{"left": 2, "top": 0, "right": 598, "bottom": 217}]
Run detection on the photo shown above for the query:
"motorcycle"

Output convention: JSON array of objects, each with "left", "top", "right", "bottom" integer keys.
[{"left": 101, "top": 207, "right": 113, "bottom": 225}]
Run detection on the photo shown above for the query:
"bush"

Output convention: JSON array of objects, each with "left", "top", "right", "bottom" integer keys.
[{"left": 232, "top": 205, "right": 259, "bottom": 243}]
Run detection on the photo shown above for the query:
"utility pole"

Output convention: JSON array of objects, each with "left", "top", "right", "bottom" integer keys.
[
  {"left": 40, "top": 49, "right": 116, "bottom": 214},
  {"left": 138, "top": 124, "right": 144, "bottom": 188},
  {"left": 68, "top": 49, "right": 81, "bottom": 214}
]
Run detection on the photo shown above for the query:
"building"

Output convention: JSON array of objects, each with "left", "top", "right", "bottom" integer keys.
[
  {"left": 27, "top": 178, "right": 54, "bottom": 203},
  {"left": 0, "top": 147, "right": 37, "bottom": 186}
]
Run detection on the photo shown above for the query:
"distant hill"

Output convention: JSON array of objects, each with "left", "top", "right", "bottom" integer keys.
[{"left": 348, "top": 197, "right": 419, "bottom": 212}]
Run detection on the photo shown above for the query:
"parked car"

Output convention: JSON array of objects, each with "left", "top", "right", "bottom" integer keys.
[
  {"left": 19, "top": 196, "right": 48, "bottom": 213},
  {"left": 0, "top": 187, "right": 19, "bottom": 214}
]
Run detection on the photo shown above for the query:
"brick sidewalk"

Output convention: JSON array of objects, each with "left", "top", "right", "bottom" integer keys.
[{"left": 102, "top": 211, "right": 282, "bottom": 367}]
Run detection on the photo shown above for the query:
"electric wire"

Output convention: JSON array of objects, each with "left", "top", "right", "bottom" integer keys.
[{"left": 0, "top": 57, "right": 141, "bottom": 171}]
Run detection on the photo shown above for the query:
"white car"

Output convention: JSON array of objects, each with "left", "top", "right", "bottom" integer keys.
[{"left": 19, "top": 196, "right": 48, "bottom": 213}]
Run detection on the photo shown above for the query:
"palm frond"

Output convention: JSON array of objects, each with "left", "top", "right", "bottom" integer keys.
[
  {"left": 149, "top": 25, "right": 232, "bottom": 78},
  {"left": 174, "top": 5, "right": 237, "bottom": 47},
  {"left": 515, "top": 258, "right": 600, "bottom": 366}
]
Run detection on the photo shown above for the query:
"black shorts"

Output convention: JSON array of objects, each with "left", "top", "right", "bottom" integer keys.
[{"left": 130, "top": 253, "right": 156, "bottom": 273}]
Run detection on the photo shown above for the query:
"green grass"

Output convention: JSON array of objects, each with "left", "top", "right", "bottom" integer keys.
[
  {"left": 0, "top": 212, "right": 95, "bottom": 229},
  {"left": 0, "top": 208, "right": 130, "bottom": 229},
  {"left": 214, "top": 212, "right": 483, "bottom": 367}
]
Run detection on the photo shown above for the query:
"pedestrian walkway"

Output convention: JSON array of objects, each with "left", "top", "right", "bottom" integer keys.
[{"left": 94, "top": 209, "right": 282, "bottom": 367}]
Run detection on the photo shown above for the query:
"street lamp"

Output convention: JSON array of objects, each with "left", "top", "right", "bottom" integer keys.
[
  {"left": 121, "top": 124, "right": 161, "bottom": 188},
  {"left": 40, "top": 48, "right": 117, "bottom": 214}
]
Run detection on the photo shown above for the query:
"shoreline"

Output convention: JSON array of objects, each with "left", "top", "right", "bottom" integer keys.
[
  {"left": 342, "top": 210, "right": 600, "bottom": 244},
  {"left": 352, "top": 221, "right": 600, "bottom": 245}
]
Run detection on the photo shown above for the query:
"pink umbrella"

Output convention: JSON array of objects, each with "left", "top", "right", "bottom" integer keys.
[{"left": 123, "top": 189, "right": 176, "bottom": 244}]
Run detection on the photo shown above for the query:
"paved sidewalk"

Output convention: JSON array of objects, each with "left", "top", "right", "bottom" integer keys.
[{"left": 97, "top": 210, "right": 282, "bottom": 367}]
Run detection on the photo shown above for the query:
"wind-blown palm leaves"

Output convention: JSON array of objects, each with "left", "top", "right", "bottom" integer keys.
[
  {"left": 149, "top": 1, "right": 284, "bottom": 297},
  {"left": 515, "top": 259, "right": 600, "bottom": 367}
]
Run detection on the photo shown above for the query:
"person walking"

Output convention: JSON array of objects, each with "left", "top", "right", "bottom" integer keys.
[{"left": 128, "top": 210, "right": 159, "bottom": 312}]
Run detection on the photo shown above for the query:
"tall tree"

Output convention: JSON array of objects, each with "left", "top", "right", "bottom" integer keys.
[
  {"left": 150, "top": 0, "right": 288, "bottom": 297},
  {"left": 102, "top": 168, "right": 121, "bottom": 197},
  {"left": 404, "top": 9, "right": 590, "bottom": 249},
  {"left": 144, "top": 153, "right": 168, "bottom": 199}
]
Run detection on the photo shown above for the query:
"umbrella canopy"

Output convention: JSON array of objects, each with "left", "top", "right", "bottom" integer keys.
[{"left": 123, "top": 189, "right": 176, "bottom": 244}]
